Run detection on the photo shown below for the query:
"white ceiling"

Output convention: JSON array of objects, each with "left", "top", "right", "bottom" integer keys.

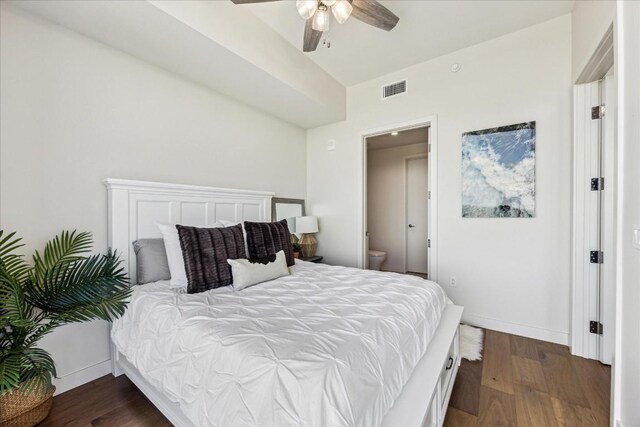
[
  {"left": 367, "top": 126, "right": 429, "bottom": 151},
  {"left": 244, "top": 0, "right": 574, "bottom": 86},
  {"left": 10, "top": 0, "right": 346, "bottom": 128}
]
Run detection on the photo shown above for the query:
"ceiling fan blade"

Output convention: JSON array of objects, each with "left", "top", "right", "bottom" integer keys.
[
  {"left": 350, "top": 0, "right": 399, "bottom": 31},
  {"left": 230, "top": 0, "right": 281, "bottom": 4},
  {"left": 303, "top": 19, "right": 322, "bottom": 52}
]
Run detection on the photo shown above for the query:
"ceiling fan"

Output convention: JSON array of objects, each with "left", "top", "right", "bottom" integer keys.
[{"left": 230, "top": 0, "right": 399, "bottom": 52}]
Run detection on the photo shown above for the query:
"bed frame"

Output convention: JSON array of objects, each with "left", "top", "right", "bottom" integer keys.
[{"left": 105, "top": 178, "right": 463, "bottom": 427}]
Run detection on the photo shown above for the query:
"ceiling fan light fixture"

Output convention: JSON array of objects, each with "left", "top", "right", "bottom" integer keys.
[
  {"left": 312, "top": 5, "right": 331, "bottom": 32},
  {"left": 322, "top": 0, "right": 337, "bottom": 6},
  {"left": 331, "top": 0, "right": 353, "bottom": 24},
  {"left": 296, "top": 0, "right": 318, "bottom": 20}
]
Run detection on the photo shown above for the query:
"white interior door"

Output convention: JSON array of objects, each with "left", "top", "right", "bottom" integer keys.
[
  {"left": 572, "top": 74, "right": 615, "bottom": 364},
  {"left": 406, "top": 156, "right": 428, "bottom": 274}
]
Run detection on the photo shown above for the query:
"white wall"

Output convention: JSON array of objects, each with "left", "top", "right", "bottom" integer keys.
[
  {"left": 307, "top": 15, "right": 572, "bottom": 344},
  {"left": 614, "top": 2, "right": 640, "bottom": 425},
  {"left": 0, "top": 4, "right": 306, "bottom": 393},
  {"left": 571, "top": 0, "right": 615, "bottom": 82},
  {"left": 367, "top": 142, "right": 428, "bottom": 273}
]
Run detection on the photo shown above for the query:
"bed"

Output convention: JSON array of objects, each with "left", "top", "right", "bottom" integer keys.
[{"left": 105, "top": 178, "right": 463, "bottom": 427}]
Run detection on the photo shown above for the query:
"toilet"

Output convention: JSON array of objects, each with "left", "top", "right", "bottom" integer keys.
[{"left": 368, "top": 250, "right": 387, "bottom": 271}]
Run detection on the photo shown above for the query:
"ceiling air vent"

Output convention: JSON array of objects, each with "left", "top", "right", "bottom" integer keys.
[{"left": 382, "top": 80, "right": 407, "bottom": 99}]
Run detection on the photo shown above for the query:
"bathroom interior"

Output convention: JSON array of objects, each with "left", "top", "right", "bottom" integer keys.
[{"left": 366, "top": 126, "right": 430, "bottom": 277}]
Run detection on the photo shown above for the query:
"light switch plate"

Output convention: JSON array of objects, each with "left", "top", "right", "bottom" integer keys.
[
  {"left": 633, "top": 224, "right": 640, "bottom": 250},
  {"left": 327, "top": 139, "right": 336, "bottom": 151}
]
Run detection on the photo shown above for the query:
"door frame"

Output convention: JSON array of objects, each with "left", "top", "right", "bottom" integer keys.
[
  {"left": 358, "top": 115, "right": 438, "bottom": 282},
  {"left": 403, "top": 153, "right": 429, "bottom": 274}
]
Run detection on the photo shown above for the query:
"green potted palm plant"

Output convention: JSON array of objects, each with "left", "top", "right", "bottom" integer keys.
[{"left": 0, "top": 230, "right": 131, "bottom": 426}]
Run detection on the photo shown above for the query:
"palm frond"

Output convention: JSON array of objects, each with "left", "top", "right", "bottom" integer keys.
[
  {"left": 32, "top": 231, "right": 92, "bottom": 282},
  {"left": 0, "top": 231, "right": 32, "bottom": 324},
  {"left": 18, "top": 347, "right": 55, "bottom": 395},
  {"left": 0, "top": 269, "right": 33, "bottom": 327},
  {"left": 26, "top": 249, "right": 130, "bottom": 323},
  {"left": 0, "top": 351, "right": 22, "bottom": 395},
  {"left": 0, "top": 231, "right": 25, "bottom": 258},
  {"left": 22, "top": 323, "right": 58, "bottom": 349},
  {"left": 0, "top": 231, "right": 30, "bottom": 284},
  {"left": 1, "top": 254, "right": 31, "bottom": 285}
]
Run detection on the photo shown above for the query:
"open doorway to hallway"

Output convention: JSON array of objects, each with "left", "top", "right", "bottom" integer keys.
[{"left": 364, "top": 126, "right": 430, "bottom": 278}]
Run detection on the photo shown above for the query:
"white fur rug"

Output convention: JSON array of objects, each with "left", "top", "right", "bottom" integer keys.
[{"left": 460, "top": 324, "right": 484, "bottom": 361}]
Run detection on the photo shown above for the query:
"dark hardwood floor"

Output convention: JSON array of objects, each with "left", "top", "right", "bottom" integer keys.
[{"left": 38, "top": 330, "right": 610, "bottom": 426}]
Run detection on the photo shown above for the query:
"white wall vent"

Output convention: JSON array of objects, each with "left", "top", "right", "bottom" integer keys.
[{"left": 382, "top": 80, "right": 407, "bottom": 99}]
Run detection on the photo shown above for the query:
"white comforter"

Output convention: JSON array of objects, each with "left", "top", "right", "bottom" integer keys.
[{"left": 111, "top": 261, "right": 448, "bottom": 427}]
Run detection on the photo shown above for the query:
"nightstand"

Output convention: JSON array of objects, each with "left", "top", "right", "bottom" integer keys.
[{"left": 300, "top": 255, "right": 323, "bottom": 263}]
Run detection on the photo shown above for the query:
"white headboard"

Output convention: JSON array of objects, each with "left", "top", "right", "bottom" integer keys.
[{"left": 104, "top": 178, "right": 274, "bottom": 285}]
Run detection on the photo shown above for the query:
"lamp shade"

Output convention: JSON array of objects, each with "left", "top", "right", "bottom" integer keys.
[{"left": 295, "top": 216, "right": 318, "bottom": 233}]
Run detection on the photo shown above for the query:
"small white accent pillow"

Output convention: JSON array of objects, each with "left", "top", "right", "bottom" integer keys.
[
  {"left": 157, "top": 222, "right": 222, "bottom": 289},
  {"left": 228, "top": 250, "right": 289, "bottom": 291}
]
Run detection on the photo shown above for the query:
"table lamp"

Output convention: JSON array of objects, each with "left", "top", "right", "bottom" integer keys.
[{"left": 296, "top": 216, "right": 319, "bottom": 257}]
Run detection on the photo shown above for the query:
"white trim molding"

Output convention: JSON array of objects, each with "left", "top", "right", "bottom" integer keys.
[
  {"left": 576, "top": 24, "right": 614, "bottom": 85},
  {"left": 463, "top": 313, "right": 570, "bottom": 346},
  {"left": 52, "top": 360, "right": 112, "bottom": 395}
]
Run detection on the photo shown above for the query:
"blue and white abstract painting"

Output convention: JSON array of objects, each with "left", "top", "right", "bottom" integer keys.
[{"left": 462, "top": 122, "right": 535, "bottom": 218}]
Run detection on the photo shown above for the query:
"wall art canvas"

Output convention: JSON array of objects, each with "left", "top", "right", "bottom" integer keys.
[{"left": 462, "top": 121, "right": 535, "bottom": 218}]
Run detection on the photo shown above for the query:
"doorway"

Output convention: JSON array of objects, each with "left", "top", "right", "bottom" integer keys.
[{"left": 363, "top": 124, "right": 431, "bottom": 278}]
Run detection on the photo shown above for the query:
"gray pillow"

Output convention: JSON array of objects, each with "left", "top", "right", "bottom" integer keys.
[{"left": 132, "top": 238, "right": 171, "bottom": 284}]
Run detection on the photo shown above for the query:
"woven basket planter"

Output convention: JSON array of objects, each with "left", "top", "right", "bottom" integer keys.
[{"left": 0, "top": 382, "right": 55, "bottom": 427}]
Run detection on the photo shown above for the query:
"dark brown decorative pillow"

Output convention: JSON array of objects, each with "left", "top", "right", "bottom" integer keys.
[
  {"left": 176, "top": 224, "right": 246, "bottom": 294},
  {"left": 244, "top": 219, "right": 294, "bottom": 267}
]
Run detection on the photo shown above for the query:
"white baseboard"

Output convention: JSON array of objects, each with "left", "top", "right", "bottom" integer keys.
[
  {"left": 52, "top": 359, "right": 112, "bottom": 395},
  {"left": 463, "top": 313, "right": 570, "bottom": 346}
]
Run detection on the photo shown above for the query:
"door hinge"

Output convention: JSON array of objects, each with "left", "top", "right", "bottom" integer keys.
[
  {"left": 589, "top": 320, "right": 603, "bottom": 335},
  {"left": 590, "top": 250, "right": 604, "bottom": 264},
  {"left": 427, "top": 239, "right": 431, "bottom": 248},
  {"left": 591, "top": 177, "right": 604, "bottom": 191},
  {"left": 428, "top": 144, "right": 431, "bottom": 153},
  {"left": 428, "top": 191, "right": 431, "bottom": 200},
  {"left": 591, "top": 105, "right": 605, "bottom": 120}
]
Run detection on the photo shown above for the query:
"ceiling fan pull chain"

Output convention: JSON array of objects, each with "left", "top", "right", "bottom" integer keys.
[{"left": 322, "top": 34, "right": 331, "bottom": 48}]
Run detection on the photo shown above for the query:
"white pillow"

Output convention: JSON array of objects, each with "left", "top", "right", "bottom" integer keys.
[
  {"left": 228, "top": 250, "right": 289, "bottom": 291},
  {"left": 157, "top": 222, "right": 222, "bottom": 289}
]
